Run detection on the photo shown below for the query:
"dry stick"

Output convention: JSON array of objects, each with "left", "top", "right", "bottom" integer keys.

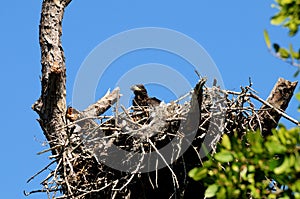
[
  {"left": 155, "top": 157, "right": 159, "bottom": 188},
  {"left": 113, "top": 149, "right": 144, "bottom": 191},
  {"left": 118, "top": 174, "right": 136, "bottom": 191},
  {"left": 56, "top": 115, "right": 114, "bottom": 131},
  {"left": 24, "top": 188, "right": 60, "bottom": 196},
  {"left": 249, "top": 92, "right": 300, "bottom": 126},
  {"left": 55, "top": 182, "right": 114, "bottom": 199},
  {"left": 224, "top": 90, "right": 299, "bottom": 126},
  {"left": 120, "top": 105, "right": 143, "bottom": 128},
  {"left": 120, "top": 105, "right": 132, "bottom": 118},
  {"left": 114, "top": 89, "right": 120, "bottom": 127},
  {"left": 173, "top": 90, "right": 193, "bottom": 103},
  {"left": 26, "top": 159, "right": 57, "bottom": 183},
  {"left": 68, "top": 122, "right": 106, "bottom": 154},
  {"left": 37, "top": 145, "right": 61, "bottom": 155},
  {"left": 269, "top": 49, "right": 300, "bottom": 69},
  {"left": 63, "top": 153, "right": 73, "bottom": 197},
  {"left": 83, "top": 87, "right": 120, "bottom": 117},
  {"left": 70, "top": 182, "right": 115, "bottom": 197},
  {"left": 41, "top": 170, "right": 54, "bottom": 185},
  {"left": 111, "top": 191, "right": 118, "bottom": 199},
  {"left": 147, "top": 139, "right": 179, "bottom": 188},
  {"left": 53, "top": 158, "right": 62, "bottom": 184},
  {"left": 147, "top": 173, "right": 155, "bottom": 189},
  {"left": 65, "top": 153, "right": 74, "bottom": 175},
  {"left": 250, "top": 111, "right": 263, "bottom": 132}
]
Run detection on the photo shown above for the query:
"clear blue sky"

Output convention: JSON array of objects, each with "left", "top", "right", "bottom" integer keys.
[{"left": 0, "top": 1, "right": 299, "bottom": 198}]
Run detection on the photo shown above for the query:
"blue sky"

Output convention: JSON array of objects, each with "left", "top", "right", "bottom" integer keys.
[{"left": 0, "top": 1, "right": 299, "bottom": 198}]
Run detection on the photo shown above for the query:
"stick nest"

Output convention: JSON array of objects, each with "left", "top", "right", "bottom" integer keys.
[{"left": 26, "top": 79, "right": 295, "bottom": 199}]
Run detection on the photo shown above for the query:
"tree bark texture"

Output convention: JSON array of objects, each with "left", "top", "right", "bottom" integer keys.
[
  {"left": 254, "top": 78, "right": 298, "bottom": 136},
  {"left": 33, "top": 0, "right": 72, "bottom": 155},
  {"left": 32, "top": 1, "right": 122, "bottom": 198}
]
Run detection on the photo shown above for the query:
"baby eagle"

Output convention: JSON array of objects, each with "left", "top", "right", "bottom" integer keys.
[{"left": 130, "top": 84, "right": 161, "bottom": 107}]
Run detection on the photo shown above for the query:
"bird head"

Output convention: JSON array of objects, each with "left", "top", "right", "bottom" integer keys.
[{"left": 130, "top": 84, "right": 148, "bottom": 96}]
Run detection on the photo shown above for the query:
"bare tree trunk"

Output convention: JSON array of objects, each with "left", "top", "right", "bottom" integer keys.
[
  {"left": 32, "top": 1, "right": 121, "bottom": 198},
  {"left": 32, "top": 0, "right": 72, "bottom": 155}
]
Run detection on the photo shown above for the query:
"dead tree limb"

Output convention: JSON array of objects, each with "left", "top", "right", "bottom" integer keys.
[
  {"left": 254, "top": 78, "right": 298, "bottom": 136},
  {"left": 32, "top": 0, "right": 72, "bottom": 155},
  {"left": 83, "top": 88, "right": 120, "bottom": 117}
]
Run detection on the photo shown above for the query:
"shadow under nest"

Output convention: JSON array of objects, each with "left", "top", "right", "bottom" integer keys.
[{"left": 27, "top": 78, "right": 295, "bottom": 199}]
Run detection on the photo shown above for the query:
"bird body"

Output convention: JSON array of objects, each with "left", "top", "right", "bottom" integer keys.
[{"left": 130, "top": 84, "right": 161, "bottom": 107}]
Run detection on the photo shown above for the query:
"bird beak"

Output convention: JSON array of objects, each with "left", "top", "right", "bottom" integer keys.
[{"left": 130, "top": 85, "right": 140, "bottom": 91}]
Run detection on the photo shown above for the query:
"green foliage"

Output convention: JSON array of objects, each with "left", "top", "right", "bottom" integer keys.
[
  {"left": 271, "top": 0, "right": 300, "bottom": 36},
  {"left": 189, "top": 127, "right": 300, "bottom": 198},
  {"left": 264, "top": 30, "right": 300, "bottom": 58},
  {"left": 264, "top": 30, "right": 272, "bottom": 49},
  {"left": 263, "top": 30, "right": 300, "bottom": 72},
  {"left": 296, "top": 92, "right": 300, "bottom": 112},
  {"left": 264, "top": 1, "right": 300, "bottom": 75}
]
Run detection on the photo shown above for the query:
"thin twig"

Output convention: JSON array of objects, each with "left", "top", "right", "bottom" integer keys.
[
  {"left": 26, "top": 159, "right": 57, "bottom": 183},
  {"left": 249, "top": 92, "right": 299, "bottom": 126},
  {"left": 148, "top": 139, "right": 179, "bottom": 188}
]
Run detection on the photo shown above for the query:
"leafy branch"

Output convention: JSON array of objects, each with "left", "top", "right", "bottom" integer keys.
[
  {"left": 263, "top": 0, "right": 300, "bottom": 77},
  {"left": 189, "top": 126, "right": 300, "bottom": 199}
]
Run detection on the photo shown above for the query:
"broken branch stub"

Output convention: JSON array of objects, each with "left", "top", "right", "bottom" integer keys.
[{"left": 255, "top": 78, "right": 298, "bottom": 136}]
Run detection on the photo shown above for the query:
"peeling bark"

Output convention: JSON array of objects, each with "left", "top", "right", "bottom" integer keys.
[
  {"left": 255, "top": 78, "right": 298, "bottom": 136},
  {"left": 33, "top": 0, "right": 72, "bottom": 155},
  {"left": 32, "top": 2, "right": 121, "bottom": 198}
]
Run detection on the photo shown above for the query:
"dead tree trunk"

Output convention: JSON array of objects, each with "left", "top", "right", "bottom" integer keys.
[
  {"left": 32, "top": 0, "right": 72, "bottom": 156},
  {"left": 31, "top": 1, "right": 124, "bottom": 198}
]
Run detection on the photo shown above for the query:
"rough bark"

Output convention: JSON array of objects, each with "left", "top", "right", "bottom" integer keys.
[
  {"left": 254, "top": 78, "right": 298, "bottom": 136},
  {"left": 32, "top": 0, "right": 72, "bottom": 155},
  {"left": 32, "top": 1, "right": 121, "bottom": 198}
]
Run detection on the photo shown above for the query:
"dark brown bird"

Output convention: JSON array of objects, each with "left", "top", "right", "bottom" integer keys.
[{"left": 130, "top": 84, "right": 161, "bottom": 107}]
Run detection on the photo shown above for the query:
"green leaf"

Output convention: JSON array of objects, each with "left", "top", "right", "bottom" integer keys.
[
  {"left": 281, "top": 0, "right": 294, "bottom": 4},
  {"left": 214, "top": 150, "right": 234, "bottom": 162},
  {"left": 216, "top": 186, "right": 227, "bottom": 199},
  {"left": 274, "top": 156, "right": 290, "bottom": 174},
  {"left": 296, "top": 152, "right": 300, "bottom": 172},
  {"left": 289, "top": 154, "right": 296, "bottom": 168},
  {"left": 265, "top": 141, "right": 286, "bottom": 154},
  {"left": 296, "top": 92, "right": 300, "bottom": 101},
  {"left": 289, "top": 43, "right": 299, "bottom": 60},
  {"left": 188, "top": 167, "right": 208, "bottom": 181},
  {"left": 240, "top": 166, "right": 248, "bottom": 180},
  {"left": 295, "top": 180, "right": 300, "bottom": 192},
  {"left": 264, "top": 30, "right": 271, "bottom": 49},
  {"left": 293, "top": 70, "right": 300, "bottom": 77},
  {"left": 205, "top": 184, "right": 219, "bottom": 198},
  {"left": 289, "top": 43, "right": 294, "bottom": 53},
  {"left": 271, "top": 4, "right": 277, "bottom": 8},
  {"left": 221, "top": 134, "right": 231, "bottom": 150},
  {"left": 269, "top": 158, "right": 281, "bottom": 170},
  {"left": 247, "top": 131, "right": 264, "bottom": 153},
  {"left": 279, "top": 47, "right": 290, "bottom": 58},
  {"left": 273, "top": 43, "right": 280, "bottom": 52},
  {"left": 288, "top": 22, "right": 298, "bottom": 36},
  {"left": 271, "top": 14, "right": 287, "bottom": 25}
]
